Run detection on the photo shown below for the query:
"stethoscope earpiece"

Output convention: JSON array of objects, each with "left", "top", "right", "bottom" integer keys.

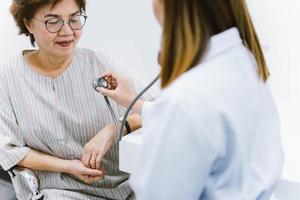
[{"left": 92, "top": 77, "right": 108, "bottom": 92}]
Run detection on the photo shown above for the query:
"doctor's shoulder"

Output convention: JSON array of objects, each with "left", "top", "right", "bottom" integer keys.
[
  {"left": 164, "top": 63, "right": 228, "bottom": 101},
  {"left": 160, "top": 73, "right": 222, "bottom": 114}
]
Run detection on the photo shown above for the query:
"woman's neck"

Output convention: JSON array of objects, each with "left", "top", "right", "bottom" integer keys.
[{"left": 26, "top": 50, "right": 73, "bottom": 78}]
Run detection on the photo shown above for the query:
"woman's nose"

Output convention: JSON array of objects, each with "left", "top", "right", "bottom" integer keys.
[{"left": 59, "top": 21, "right": 74, "bottom": 35}]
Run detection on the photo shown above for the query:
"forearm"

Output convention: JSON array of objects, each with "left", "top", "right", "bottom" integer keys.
[
  {"left": 126, "top": 113, "right": 142, "bottom": 133},
  {"left": 18, "top": 149, "right": 70, "bottom": 173},
  {"left": 132, "top": 99, "right": 144, "bottom": 114}
]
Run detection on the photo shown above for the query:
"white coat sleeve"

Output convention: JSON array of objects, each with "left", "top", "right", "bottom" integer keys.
[{"left": 130, "top": 96, "right": 226, "bottom": 199}]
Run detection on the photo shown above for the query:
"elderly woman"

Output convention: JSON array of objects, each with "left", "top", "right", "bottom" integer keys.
[{"left": 0, "top": 0, "right": 148, "bottom": 199}]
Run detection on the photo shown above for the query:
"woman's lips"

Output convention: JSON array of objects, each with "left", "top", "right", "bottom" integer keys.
[{"left": 56, "top": 41, "right": 73, "bottom": 47}]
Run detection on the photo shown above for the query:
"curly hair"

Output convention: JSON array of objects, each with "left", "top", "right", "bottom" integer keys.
[{"left": 10, "top": 0, "right": 86, "bottom": 46}]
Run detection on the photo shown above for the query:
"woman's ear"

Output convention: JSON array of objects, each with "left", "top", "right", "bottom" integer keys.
[
  {"left": 24, "top": 19, "right": 33, "bottom": 34},
  {"left": 153, "top": 0, "right": 164, "bottom": 26}
]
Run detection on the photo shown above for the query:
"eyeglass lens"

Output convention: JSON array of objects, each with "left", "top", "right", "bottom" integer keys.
[{"left": 46, "top": 15, "right": 87, "bottom": 33}]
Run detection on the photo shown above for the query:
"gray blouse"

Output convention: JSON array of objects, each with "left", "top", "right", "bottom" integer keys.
[{"left": 0, "top": 48, "right": 150, "bottom": 199}]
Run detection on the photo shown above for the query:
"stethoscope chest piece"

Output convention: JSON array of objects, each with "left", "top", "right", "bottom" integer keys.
[{"left": 92, "top": 77, "right": 108, "bottom": 92}]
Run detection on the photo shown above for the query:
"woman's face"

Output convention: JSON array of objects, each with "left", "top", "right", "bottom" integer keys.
[
  {"left": 26, "top": 0, "right": 83, "bottom": 58},
  {"left": 152, "top": 0, "right": 164, "bottom": 26}
]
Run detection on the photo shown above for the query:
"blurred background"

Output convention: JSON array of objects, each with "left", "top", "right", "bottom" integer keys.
[{"left": 0, "top": 0, "right": 299, "bottom": 184}]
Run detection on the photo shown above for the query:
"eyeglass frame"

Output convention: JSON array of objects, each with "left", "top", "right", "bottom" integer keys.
[{"left": 32, "top": 14, "right": 88, "bottom": 33}]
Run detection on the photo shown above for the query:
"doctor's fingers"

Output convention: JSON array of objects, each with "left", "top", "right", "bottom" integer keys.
[
  {"left": 100, "top": 72, "right": 121, "bottom": 82},
  {"left": 101, "top": 72, "right": 130, "bottom": 88},
  {"left": 108, "top": 80, "right": 118, "bottom": 90},
  {"left": 105, "top": 80, "right": 117, "bottom": 90},
  {"left": 98, "top": 87, "right": 116, "bottom": 98}
]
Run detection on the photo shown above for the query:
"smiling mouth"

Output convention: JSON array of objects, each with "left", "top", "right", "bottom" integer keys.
[{"left": 56, "top": 40, "right": 73, "bottom": 47}]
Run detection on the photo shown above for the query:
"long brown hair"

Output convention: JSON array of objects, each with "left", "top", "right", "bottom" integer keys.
[{"left": 159, "top": 0, "right": 268, "bottom": 88}]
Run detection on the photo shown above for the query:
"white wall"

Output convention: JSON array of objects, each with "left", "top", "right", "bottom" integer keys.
[
  {"left": 246, "top": 0, "right": 300, "bottom": 182},
  {"left": 81, "top": 0, "right": 161, "bottom": 82},
  {"left": 247, "top": 0, "right": 300, "bottom": 101},
  {"left": 0, "top": 1, "right": 31, "bottom": 62}
]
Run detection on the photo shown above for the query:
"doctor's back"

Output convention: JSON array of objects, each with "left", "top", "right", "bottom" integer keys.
[
  {"left": 130, "top": 0, "right": 284, "bottom": 199},
  {"left": 132, "top": 28, "right": 284, "bottom": 199}
]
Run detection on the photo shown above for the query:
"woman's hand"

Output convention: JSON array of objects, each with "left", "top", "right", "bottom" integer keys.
[
  {"left": 98, "top": 72, "right": 136, "bottom": 109},
  {"left": 66, "top": 160, "right": 104, "bottom": 184},
  {"left": 17, "top": 149, "right": 104, "bottom": 184},
  {"left": 82, "top": 124, "right": 117, "bottom": 170}
]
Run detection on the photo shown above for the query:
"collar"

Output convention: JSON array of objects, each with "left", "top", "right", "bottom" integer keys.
[{"left": 203, "top": 27, "right": 243, "bottom": 61}]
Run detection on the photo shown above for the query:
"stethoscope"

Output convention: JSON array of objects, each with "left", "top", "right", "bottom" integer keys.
[
  {"left": 92, "top": 78, "right": 120, "bottom": 132},
  {"left": 92, "top": 75, "right": 159, "bottom": 141}
]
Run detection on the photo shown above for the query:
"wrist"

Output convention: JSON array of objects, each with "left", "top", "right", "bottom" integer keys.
[
  {"left": 107, "top": 123, "right": 117, "bottom": 133},
  {"left": 133, "top": 99, "right": 144, "bottom": 114},
  {"left": 127, "top": 113, "right": 142, "bottom": 133},
  {"left": 103, "top": 124, "right": 118, "bottom": 140},
  {"left": 118, "top": 117, "right": 131, "bottom": 135},
  {"left": 125, "top": 95, "right": 135, "bottom": 108},
  {"left": 61, "top": 159, "right": 72, "bottom": 173}
]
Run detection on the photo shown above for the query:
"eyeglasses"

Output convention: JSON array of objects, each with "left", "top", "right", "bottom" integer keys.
[{"left": 33, "top": 14, "right": 87, "bottom": 33}]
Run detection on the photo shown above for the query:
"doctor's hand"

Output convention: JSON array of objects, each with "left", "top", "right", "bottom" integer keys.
[
  {"left": 66, "top": 160, "right": 104, "bottom": 184},
  {"left": 98, "top": 72, "right": 136, "bottom": 109},
  {"left": 82, "top": 124, "right": 117, "bottom": 170}
]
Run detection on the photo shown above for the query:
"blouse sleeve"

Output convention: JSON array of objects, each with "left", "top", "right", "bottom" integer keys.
[{"left": 0, "top": 73, "right": 30, "bottom": 171}]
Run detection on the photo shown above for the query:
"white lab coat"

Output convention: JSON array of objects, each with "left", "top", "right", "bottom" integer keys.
[{"left": 130, "top": 28, "right": 284, "bottom": 200}]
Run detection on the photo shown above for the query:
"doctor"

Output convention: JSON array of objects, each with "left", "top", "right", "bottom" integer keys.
[{"left": 99, "top": 0, "right": 284, "bottom": 199}]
